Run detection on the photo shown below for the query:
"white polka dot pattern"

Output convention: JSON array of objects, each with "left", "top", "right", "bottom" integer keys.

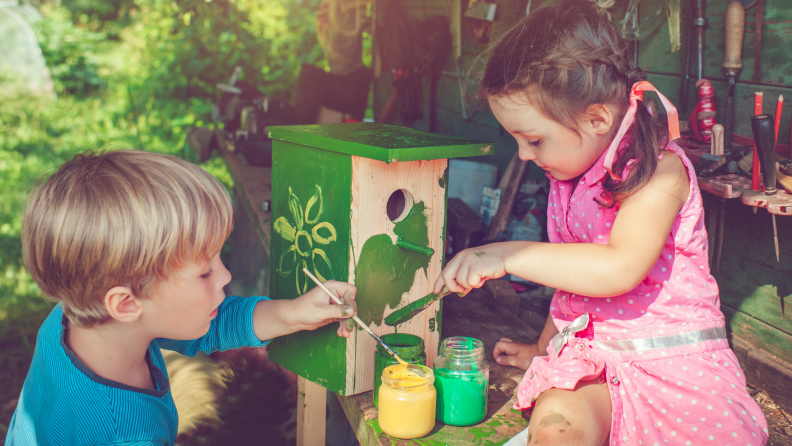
[{"left": 513, "top": 141, "right": 768, "bottom": 444}]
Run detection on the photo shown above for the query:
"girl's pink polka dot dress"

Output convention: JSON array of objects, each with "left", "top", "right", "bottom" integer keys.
[{"left": 515, "top": 137, "right": 769, "bottom": 445}]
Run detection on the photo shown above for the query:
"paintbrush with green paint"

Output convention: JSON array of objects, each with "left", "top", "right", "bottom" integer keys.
[
  {"left": 301, "top": 268, "right": 417, "bottom": 370},
  {"left": 383, "top": 287, "right": 455, "bottom": 326}
]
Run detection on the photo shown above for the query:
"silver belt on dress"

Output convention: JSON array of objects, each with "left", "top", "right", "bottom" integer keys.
[{"left": 552, "top": 313, "right": 728, "bottom": 354}]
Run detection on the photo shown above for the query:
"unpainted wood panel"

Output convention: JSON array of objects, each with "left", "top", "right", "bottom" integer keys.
[{"left": 347, "top": 157, "right": 447, "bottom": 394}]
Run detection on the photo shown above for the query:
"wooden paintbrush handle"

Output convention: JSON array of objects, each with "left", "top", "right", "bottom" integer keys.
[
  {"left": 723, "top": 1, "right": 745, "bottom": 76},
  {"left": 301, "top": 267, "right": 368, "bottom": 331}
]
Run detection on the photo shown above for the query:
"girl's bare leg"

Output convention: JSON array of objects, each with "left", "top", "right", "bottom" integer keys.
[
  {"left": 493, "top": 314, "right": 611, "bottom": 445},
  {"left": 526, "top": 381, "right": 612, "bottom": 446}
]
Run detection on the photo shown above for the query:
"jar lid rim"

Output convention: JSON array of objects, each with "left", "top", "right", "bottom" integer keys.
[{"left": 381, "top": 364, "right": 435, "bottom": 388}]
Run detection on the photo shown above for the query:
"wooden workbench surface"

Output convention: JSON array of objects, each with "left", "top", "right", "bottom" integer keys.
[{"left": 337, "top": 288, "right": 542, "bottom": 445}]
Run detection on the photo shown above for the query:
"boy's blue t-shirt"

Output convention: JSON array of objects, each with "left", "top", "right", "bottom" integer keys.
[{"left": 5, "top": 295, "right": 270, "bottom": 446}]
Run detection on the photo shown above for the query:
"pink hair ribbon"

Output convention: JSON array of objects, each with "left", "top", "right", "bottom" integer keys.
[{"left": 603, "top": 81, "right": 681, "bottom": 181}]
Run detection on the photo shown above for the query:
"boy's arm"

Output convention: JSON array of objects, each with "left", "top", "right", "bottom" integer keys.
[
  {"left": 157, "top": 295, "right": 270, "bottom": 356},
  {"left": 251, "top": 281, "right": 357, "bottom": 340},
  {"left": 157, "top": 281, "right": 357, "bottom": 357}
]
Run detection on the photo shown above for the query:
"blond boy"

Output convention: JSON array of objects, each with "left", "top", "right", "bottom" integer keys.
[{"left": 6, "top": 150, "right": 356, "bottom": 445}]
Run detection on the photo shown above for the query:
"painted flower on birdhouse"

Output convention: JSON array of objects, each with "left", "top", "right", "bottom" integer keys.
[{"left": 274, "top": 185, "right": 337, "bottom": 294}]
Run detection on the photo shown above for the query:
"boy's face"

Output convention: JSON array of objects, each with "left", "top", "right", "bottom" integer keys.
[
  {"left": 489, "top": 94, "right": 609, "bottom": 181},
  {"left": 143, "top": 252, "right": 231, "bottom": 340}
]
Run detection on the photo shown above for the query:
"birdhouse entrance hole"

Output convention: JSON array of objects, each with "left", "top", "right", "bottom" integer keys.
[{"left": 387, "top": 189, "right": 414, "bottom": 223}]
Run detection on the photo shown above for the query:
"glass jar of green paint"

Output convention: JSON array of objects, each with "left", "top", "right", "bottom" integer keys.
[
  {"left": 373, "top": 333, "right": 426, "bottom": 408},
  {"left": 433, "top": 336, "right": 489, "bottom": 426}
]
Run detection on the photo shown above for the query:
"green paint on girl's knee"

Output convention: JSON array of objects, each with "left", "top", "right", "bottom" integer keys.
[
  {"left": 355, "top": 201, "right": 431, "bottom": 325},
  {"left": 539, "top": 413, "right": 567, "bottom": 427}
]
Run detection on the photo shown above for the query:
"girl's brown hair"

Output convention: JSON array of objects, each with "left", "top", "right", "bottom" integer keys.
[{"left": 477, "top": 0, "right": 669, "bottom": 206}]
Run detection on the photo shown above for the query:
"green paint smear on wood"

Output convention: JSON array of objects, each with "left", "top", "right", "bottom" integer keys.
[
  {"left": 438, "top": 166, "right": 448, "bottom": 189},
  {"left": 355, "top": 201, "right": 430, "bottom": 325},
  {"left": 367, "top": 419, "right": 396, "bottom": 446}
]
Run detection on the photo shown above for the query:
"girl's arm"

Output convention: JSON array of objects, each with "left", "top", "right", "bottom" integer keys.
[{"left": 435, "top": 153, "right": 690, "bottom": 298}]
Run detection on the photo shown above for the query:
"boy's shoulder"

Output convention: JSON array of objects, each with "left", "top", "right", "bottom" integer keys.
[{"left": 5, "top": 305, "right": 176, "bottom": 446}]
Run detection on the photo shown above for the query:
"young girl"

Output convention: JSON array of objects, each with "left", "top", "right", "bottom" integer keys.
[{"left": 433, "top": 2, "right": 768, "bottom": 445}]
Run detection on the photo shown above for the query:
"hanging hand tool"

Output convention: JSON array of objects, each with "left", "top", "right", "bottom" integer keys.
[
  {"left": 679, "top": 0, "right": 693, "bottom": 112},
  {"left": 679, "top": 0, "right": 708, "bottom": 111},
  {"left": 754, "top": 0, "right": 764, "bottom": 80},
  {"left": 694, "top": 0, "right": 707, "bottom": 81},
  {"left": 722, "top": 1, "right": 746, "bottom": 153},
  {"left": 752, "top": 92, "right": 763, "bottom": 194},
  {"left": 751, "top": 114, "right": 780, "bottom": 262},
  {"left": 774, "top": 95, "right": 784, "bottom": 144}
]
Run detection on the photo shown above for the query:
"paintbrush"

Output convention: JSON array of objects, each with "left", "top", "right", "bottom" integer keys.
[
  {"left": 301, "top": 268, "right": 416, "bottom": 370},
  {"left": 384, "top": 287, "right": 453, "bottom": 326}
]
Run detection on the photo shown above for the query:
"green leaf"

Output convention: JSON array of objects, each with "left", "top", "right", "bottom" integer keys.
[
  {"left": 295, "top": 230, "right": 313, "bottom": 257},
  {"left": 296, "top": 259, "right": 308, "bottom": 294},
  {"left": 312, "top": 248, "right": 333, "bottom": 282},
  {"left": 273, "top": 217, "right": 296, "bottom": 242},
  {"left": 288, "top": 187, "right": 304, "bottom": 231},
  {"left": 311, "top": 222, "right": 337, "bottom": 245},
  {"left": 277, "top": 246, "right": 298, "bottom": 276},
  {"left": 304, "top": 185, "right": 323, "bottom": 225}
]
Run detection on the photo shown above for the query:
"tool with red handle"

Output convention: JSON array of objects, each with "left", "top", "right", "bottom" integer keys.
[{"left": 750, "top": 113, "right": 780, "bottom": 261}]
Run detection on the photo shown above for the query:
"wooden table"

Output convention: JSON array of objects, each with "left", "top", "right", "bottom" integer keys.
[{"left": 197, "top": 136, "right": 542, "bottom": 445}]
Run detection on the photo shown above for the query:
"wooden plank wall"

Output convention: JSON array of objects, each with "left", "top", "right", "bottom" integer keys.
[{"left": 372, "top": 0, "right": 792, "bottom": 360}]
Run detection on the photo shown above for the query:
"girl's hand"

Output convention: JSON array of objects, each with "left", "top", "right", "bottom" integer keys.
[
  {"left": 493, "top": 338, "right": 540, "bottom": 370},
  {"left": 432, "top": 244, "right": 508, "bottom": 295},
  {"left": 290, "top": 281, "right": 357, "bottom": 337}
]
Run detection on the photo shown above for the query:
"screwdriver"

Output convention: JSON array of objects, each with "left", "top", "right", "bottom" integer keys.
[{"left": 750, "top": 114, "right": 780, "bottom": 262}]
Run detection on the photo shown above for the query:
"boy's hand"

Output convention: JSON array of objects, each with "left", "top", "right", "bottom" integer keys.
[
  {"left": 290, "top": 281, "right": 357, "bottom": 337},
  {"left": 432, "top": 244, "right": 508, "bottom": 295},
  {"left": 493, "top": 338, "right": 540, "bottom": 370}
]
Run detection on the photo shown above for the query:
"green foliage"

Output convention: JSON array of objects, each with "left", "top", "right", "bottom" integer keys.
[
  {"left": 35, "top": 7, "right": 105, "bottom": 96},
  {"left": 129, "top": 0, "right": 325, "bottom": 105},
  {"left": 60, "top": 0, "right": 137, "bottom": 37},
  {"left": 0, "top": 0, "right": 328, "bottom": 435}
]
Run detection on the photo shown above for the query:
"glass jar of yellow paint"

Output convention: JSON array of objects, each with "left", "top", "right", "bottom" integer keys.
[
  {"left": 373, "top": 333, "right": 426, "bottom": 408},
  {"left": 377, "top": 364, "right": 436, "bottom": 439}
]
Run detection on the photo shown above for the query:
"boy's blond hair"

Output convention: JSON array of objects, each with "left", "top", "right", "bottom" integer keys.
[{"left": 22, "top": 150, "right": 234, "bottom": 328}]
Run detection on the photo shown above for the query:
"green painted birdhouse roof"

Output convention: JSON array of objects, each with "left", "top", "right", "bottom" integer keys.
[{"left": 268, "top": 123, "right": 493, "bottom": 163}]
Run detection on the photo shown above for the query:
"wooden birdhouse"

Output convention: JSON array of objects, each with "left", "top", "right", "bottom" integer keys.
[{"left": 267, "top": 123, "right": 492, "bottom": 396}]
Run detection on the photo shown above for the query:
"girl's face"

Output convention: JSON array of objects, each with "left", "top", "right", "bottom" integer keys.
[{"left": 489, "top": 94, "right": 613, "bottom": 181}]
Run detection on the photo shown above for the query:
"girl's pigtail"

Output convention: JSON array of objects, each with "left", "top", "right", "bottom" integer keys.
[{"left": 599, "top": 67, "right": 669, "bottom": 208}]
